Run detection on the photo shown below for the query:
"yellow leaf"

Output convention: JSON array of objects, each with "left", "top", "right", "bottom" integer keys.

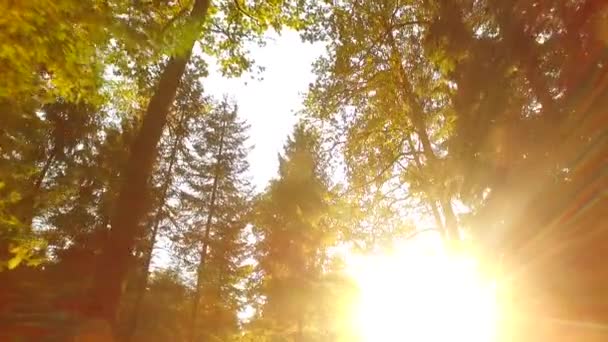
[{"left": 7, "top": 255, "right": 22, "bottom": 270}]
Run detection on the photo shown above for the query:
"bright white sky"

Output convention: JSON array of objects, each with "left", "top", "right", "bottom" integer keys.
[{"left": 204, "top": 30, "right": 325, "bottom": 192}]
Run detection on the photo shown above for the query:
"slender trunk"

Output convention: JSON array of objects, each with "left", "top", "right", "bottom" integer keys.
[
  {"left": 15, "top": 147, "right": 58, "bottom": 227},
  {"left": 440, "top": 198, "right": 458, "bottom": 240},
  {"left": 125, "top": 132, "right": 181, "bottom": 341},
  {"left": 34, "top": 147, "right": 57, "bottom": 192},
  {"left": 429, "top": 201, "right": 445, "bottom": 235},
  {"left": 189, "top": 118, "right": 227, "bottom": 342},
  {"left": 386, "top": 27, "right": 459, "bottom": 240},
  {"left": 88, "top": 0, "right": 211, "bottom": 324},
  {"left": 405, "top": 137, "right": 446, "bottom": 236}
]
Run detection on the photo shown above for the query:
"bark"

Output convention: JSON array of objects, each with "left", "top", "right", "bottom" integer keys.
[
  {"left": 125, "top": 131, "right": 181, "bottom": 341},
  {"left": 33, "top": 147, "right": 58, "bottom": 192},
  {"left": 189, "top": 117, "right": 227, "bottom": 342},
  {"left": 87, "top": 0, "right": 211, "bottom": 324}
]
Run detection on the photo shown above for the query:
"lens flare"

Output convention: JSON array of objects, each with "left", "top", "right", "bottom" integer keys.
[{"left": 348, "top": 243, "right": 497, "bottom": 342}]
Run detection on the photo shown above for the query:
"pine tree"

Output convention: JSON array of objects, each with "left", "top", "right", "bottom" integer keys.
[
  {"left": 250, "top": 124, "right": 338, "bottom": 341},
  {"left": 166, "top": 98, "right": 253, "bottom": 341}
]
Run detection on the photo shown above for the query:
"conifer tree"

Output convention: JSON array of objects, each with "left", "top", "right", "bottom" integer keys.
[
  {"left": 168, "top": 98, "right": 252, "bottom": 341},
  {"left": 250, "top": 124, "right": 338, "bottom": 341}
]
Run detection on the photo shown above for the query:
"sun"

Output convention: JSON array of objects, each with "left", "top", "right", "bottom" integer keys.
[{"left": 347, "top": 240, "right": 498, "bottom": 342}]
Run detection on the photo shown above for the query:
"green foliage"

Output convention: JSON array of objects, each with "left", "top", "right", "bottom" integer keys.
[
  {"left": 3, "top": 0, "right": 606, "bottom": 338},
  {"left": 182, "top": 98, "right": 253, "bottom": 341},
  {"left": 0, "top": 0, "right": 103, "bottom": 103},
  {"left": 248, "top": 124, "right": 351, "bottom": 339},
  {"left": 0, "top": 0, "right": 329, "bottom": 337},
  {"left": 0, "top": 182, "right": 44, "bottom": 271},
  {"left": 126, "top": 269, "right": 192, "bottom": 342}
]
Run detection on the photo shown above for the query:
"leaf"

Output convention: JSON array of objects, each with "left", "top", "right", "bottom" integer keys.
[{"left": 7, "top": 255, "right": 22, "bottom": 270}]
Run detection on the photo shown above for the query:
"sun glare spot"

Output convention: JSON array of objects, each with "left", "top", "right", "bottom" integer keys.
[{"left": 348, "top": 242, "right": 498, "bottom": 342}]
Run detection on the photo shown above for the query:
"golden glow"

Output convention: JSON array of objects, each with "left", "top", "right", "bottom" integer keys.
[{"left": 348, "top": 241, "right": 497, "bottom": 342}]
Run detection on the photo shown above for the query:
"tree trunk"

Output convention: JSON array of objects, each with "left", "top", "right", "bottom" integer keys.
[
  {"left": 87, "top": 0, "right": 211, "bottom": 325},
  {"left": 13, "top": 146, "right": 58, "bottom": 227},
  {"left": 189, "top": 117, "right": 227, "bottom": 342},
  {"left": 386, "top": 26, "right": 460, "bottom": 240},
  {"left": 33, "top": 147, "right": 57, "bottom": 193},
  {"left": 125, "top": 131, "right": 181, "bottom": 341},
  {"left": 405, "top": 137, "right": 447, "bottom": 237}
]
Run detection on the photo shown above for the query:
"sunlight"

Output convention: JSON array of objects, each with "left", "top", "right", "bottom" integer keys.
[{"left": 348, "top": 241, "right": 498, "bottom": 342}]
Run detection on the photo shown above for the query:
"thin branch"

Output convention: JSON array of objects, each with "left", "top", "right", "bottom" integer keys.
[
  {"left": 393, "top": 20, "right": 430, "bottom": 29},
  {"left": 160, "top": 6, "right": 191, "bottom": 35},
  {"left": 233, "top": 0, "right": 261, "bottom": 24}
]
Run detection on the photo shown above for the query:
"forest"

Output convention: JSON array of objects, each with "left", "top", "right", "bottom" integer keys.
[{"left": 1, "top": 0, "right": 607, "bottom": 341}]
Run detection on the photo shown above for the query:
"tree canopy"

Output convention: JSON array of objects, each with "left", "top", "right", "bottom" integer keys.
[{"left": 1, "top": 0, "right": 606, "bottom": 340}]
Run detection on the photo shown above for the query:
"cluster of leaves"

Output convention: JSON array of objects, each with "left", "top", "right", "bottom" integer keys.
[
  {"left": 0, "top": 183, "right": 45, "bottom": 271},
  {"left": 243, "top": 125, "right": 360, "bottom": 341},
  {"left": 1, "top": 0, "right": 328, "bottom": 338},
  {"left": 303, "top": 0, "right": 608, "bottom": 322}
]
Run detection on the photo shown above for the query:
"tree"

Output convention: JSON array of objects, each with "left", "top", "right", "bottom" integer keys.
[
  {"left": 90, "top": 0, "right": 317, "bottom": 324},
  {"left": 0, "top": 0, "right": 186, "bottom": 271},
  {"left": 88, "top": 0, "right": 211, "bottom": 323},
  {"left": 0, "top": 107, "right": 136, "bottom": 340},
  {"left": 2, "top": 0, "right": 606, "bottom": 339},
  {"left": 250, "top": 124, "right": 340, "bottom": 341},
  {"left": 121, "top": 66, "right": 209, "bottom": 341},
  {"left": 303, "top": 0, "right": 608, "bottom": 324},
  {"left": 171, "top": 98, "right": 253, "bottom": 341},
  {"left": 0, "top": 96, "right": 121, "bottom": 272},
  {"left": 127, "top": 269, "right": 192, "bottom": 342},
  {"left": 303, "top": 0, "right": 460, "bottom": 241}
]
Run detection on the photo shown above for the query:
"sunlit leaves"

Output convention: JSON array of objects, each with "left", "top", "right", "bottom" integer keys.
[
  {"left": 0, "top": 0, "right": 111, "bottom": 104},
  {"left": 0, "top": 182, "right": 46, "bottom": 271},
  {"left": 249, "top": 125, "right": 345, "bottom": 339},
  {"left": 6, "top": 239, "right": 46, "bottom": 270}
]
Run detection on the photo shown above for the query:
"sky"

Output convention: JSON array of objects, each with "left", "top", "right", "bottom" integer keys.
[{"left": 204, "top": 30, "right": 325, "bottom": 192}]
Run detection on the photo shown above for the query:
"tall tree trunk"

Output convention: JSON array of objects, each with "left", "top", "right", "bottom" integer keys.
[
  {"left": 189, "top": 117, "right": 227, "bottom": 342},
  {"left": 385, "top": 25, "right": 460, "bottom": 240},
  {"left": 125, "top": 131, "right": 181, "bottom": 341},
  {"left": 87, "top": 0, "right": 211, "bottom": 324}
]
